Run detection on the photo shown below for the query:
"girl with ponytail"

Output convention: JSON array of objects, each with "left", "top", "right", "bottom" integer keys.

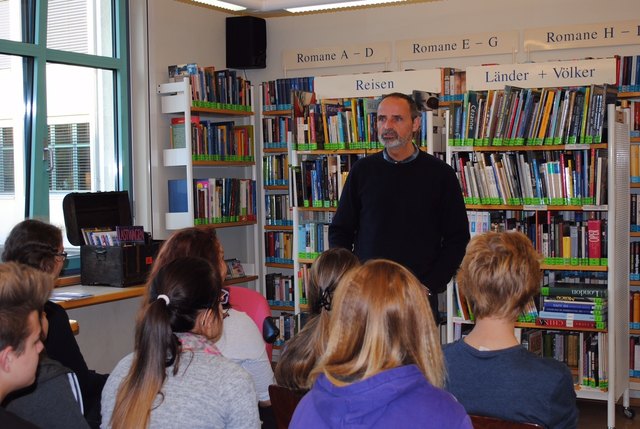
[{"left": 100, "top": 257, "right": 259, "bottom": 428}]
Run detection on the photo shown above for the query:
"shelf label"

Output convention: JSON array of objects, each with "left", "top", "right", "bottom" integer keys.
[
  {"left": 466, "top": 58, "right": 616, "bottom": 91},
  {"left": 314, "top": 69, "right": 441, "bottom": 99},
  {"left": 283, "top": 42, "right": 391, "bottom": 71},
  {"left": 396, "top": 31, "right": 518, "bottom": 61},
  {"left": 525, "top": 20, "right": 640, "bottom": 52}
]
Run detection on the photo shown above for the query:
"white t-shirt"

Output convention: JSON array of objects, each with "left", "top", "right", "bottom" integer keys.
[{"left": 217, "top": 308, "right": 274, "bottom": 402}]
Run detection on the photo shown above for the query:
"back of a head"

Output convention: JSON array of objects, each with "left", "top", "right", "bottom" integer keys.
[
  {"left": 318, "top": 259, "right": 444, "bottom": 388},
  {"left": 457, "top": 231, "right": 541, "bottom": 321},
  {"left": 112, "top": 256, "right": 223, "bottom": 429},
  {"left": 145, "top": 256, "right": 223, "bottom": 335},
  {"left": 2, "top": 219, "right": 63, "bottom": 274},
  {"left": 0, "top": 262, "right": 52, "bottom": 353},
  {"left": 308, "top": 248, "right": 360, "bottom": 315},
  {"left": 149, "top": 227, "right": 220, "bottom": 280}
]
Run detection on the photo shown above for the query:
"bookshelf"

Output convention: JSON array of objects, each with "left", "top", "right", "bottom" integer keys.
[
  {"left": 620, "top": 88, "right": 640, "bottom": 395},
  {"left": 444, "top": 58, "right": 631, "bottom": 428},
  {"left": 155, "top": 76, "right": 260, "bottom": 286}
]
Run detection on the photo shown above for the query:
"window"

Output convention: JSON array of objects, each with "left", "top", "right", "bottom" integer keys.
[
  {"left": 0, "top": 126, "right": 14, "bottom": 193},
  {"left": 48, "top": 123, "right": 91, "bottom": 192},
  {"left": 0, "top": 0, "right": 130, "bottom": 246}
]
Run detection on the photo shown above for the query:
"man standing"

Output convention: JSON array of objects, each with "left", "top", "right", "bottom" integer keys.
[
  {"left": 329, "top": 92, "right": 469, "bottom": 321},
  {"left": 0, "top": 263, "right": 49, "bottom": 428}
]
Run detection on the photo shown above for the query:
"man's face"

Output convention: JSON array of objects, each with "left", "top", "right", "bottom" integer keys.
[
  {"left": 377, "top": 97, "right": 419, "bottom": 149},
  {"left": 9, "top": 311, "right": 43, "bottom": 390}
]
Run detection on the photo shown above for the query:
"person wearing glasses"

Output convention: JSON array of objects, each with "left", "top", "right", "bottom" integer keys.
[
  {"left": 2, "top": 219, "right": 107, "bottom": 427},
  {"left": 147, "top": 227, "right": 275, "bottom": 425},
  {"left": 101, "top": 257, "right": 259, "bottom": 429}
]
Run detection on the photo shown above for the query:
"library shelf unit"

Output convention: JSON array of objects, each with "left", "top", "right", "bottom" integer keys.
[
  {"left": 621, "top": 90, "right": 640, "bottom": 397},
  {"left": 155, "top": 77, "right": 260, "bottom": 286},
  {"left": 259, "top": 100, "right": 297, "bottom": 358},
  {"left": 445, "top": 94, "right": 632, "bottom": 428}
]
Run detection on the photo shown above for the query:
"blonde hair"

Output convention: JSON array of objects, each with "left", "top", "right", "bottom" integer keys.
[
  {"left": 313, "top": 259, "right": 445, "bottom": 388},
  {"left": 457, "top": 231, "right": 542, "bottom": 320}
]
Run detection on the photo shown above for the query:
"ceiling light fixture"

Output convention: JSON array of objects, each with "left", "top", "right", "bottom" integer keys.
[
  {"left": 285, "top": 0, "right": 407, "bottom": 13},
  {"left": 192, "top": 0, "right": 247, "bottom": 11}
]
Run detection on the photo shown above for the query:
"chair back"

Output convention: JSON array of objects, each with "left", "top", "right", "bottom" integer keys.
[
  {"left": 268, "top": 385, "right": 306, "bottom": 429},
  {"left": 227, "top": 285, "right": 273, "bottom": 360},
  {"left": 470, "top": 414, "right": 545, "bottom": 429}
]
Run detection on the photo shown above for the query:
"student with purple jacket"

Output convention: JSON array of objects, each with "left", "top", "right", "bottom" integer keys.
[{"left": 290, "top": 259, "right": 471, "bottom": 429}]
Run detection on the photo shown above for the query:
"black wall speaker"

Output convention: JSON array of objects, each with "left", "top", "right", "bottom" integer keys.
[{"left": 226, "top": 16, "right": 267, "bottom": 69}]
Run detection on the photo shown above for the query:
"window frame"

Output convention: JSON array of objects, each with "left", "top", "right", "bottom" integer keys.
[{"left": 0, "top": 0, "right": 131, "bottom": 219}]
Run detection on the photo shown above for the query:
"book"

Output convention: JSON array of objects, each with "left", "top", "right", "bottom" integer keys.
[
  {"left": 541, "top": 283, "right": 607, "bottom": 298},
  {"left": 225, "top": 258, "right": 246, "bottom": 279},
  {"left": 535, "top": 317, "right": 606, "bottom": 330},
  {"left": 50, "top": 291, "right": 94, "bottom": 303}
]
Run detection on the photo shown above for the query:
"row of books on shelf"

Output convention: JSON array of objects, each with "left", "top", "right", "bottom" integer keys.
[
  {"left": 629, "top": 243, "right": 640, "bottom": 281},
  {"left": 263, "top": 154, "right": 289, "bottom": 186},
  {"left": 630, "top": 194, "right": 640, "bottom": 230},
  {"left": 264, "top": 231, "right": 293, "bottom": 264},
  {"left": 264, "top": 194, "right": 292, "bottom": 226},
  {"left": 449, "top": 85, "right": 616, "bottom": 147},
  {"left": 167, "top": 178, "right": 257, "bottom": 224},
  {"left": 629, "top": 145, "right": 640, "bottom": 186},
  {"left": 298, "top": 221, "right": 330, "bottom": 260},
  {"left": 170, "top": 118, "right": 254, "bottom": 162},
  {"left": 265, "top": 273, "right": 295, "bottom": 307},
  {"left": 452, "top": 148, "right": 608, "bottom": 206},
  {"left": 262, "top": 116, "right": 292, "bottom": 149},
  {"left": 261, "top": 76, "right": 315, "bottom": 111},
  {"left": 290, "top": 90, "right": 438, "bottom": 151},
  {"left": 624, "top": 101, "right": 640, "bottom": 138},
  {"left": 617, "top": 55, "right": 640, "bottom": 93},
  {"left": 167, "top": 63, "right": 253, "bottom": 110},
  {"left": 630, "top": 336, "right": 640, "bottom": 378},
  {"left": 522, "top": 330, "right": 608, "bottom": 390},
  {"left": 290, "top": 155, "right": 359, "bottom": 208},
  {"left": 441, "top": 67, "right": 466, "bottom": 102},
  {"left": 270, "top": 312, "right": 313, "bottom": 347},
  {"left": 471, "top": 211, "right": 608, "bottom": 266},
  {"left": 630, "top": 292, "right": 640, "bottom": 329}
]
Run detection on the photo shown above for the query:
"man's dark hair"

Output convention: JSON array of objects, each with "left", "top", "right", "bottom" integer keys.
[{"left": 380, "top": 92, "right": 419, "bottom": 120}]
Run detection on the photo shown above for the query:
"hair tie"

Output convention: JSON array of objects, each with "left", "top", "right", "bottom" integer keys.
[
  {"left": 157, "top": 294, "right": 170, "bottom": 305},
  {"left": 319, "top": 289, "right": 333, "bottom": 311}
]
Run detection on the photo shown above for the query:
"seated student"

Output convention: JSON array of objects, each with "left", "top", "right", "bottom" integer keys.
[
  {"left": 101, "top": 257, "right": 259, "bottom": 429},
  {"left": 2, "top": 219, "right": 107, "bottom": 427},
  {"left": 275, "top": 248, "right": 359, "bottom": 391},
  {"left": 443, "top": 231, "right": 578, "bottom": 429},
  {"left": 290, "top": 259, "right": 472, "bottom": 429},
  {"left": 147, "top": 227, "right": 274, "bottom": 409},
  {"left": 0, "top": 263, "right": 59, "bottom": 428}
]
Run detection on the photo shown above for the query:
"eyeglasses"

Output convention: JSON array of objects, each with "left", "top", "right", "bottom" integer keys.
[
  {"left": 55, "top": 251, "right": 68, "bottom": 261},
  {"left": 220, "top": 289, "right": 229, "bottom": 306}
]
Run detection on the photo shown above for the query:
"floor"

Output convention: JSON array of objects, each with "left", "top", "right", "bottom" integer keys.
[{"left": 577, "top": 398, "right": 639, "bottom": 428}]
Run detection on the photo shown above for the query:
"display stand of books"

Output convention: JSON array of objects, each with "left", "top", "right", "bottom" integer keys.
[
  {"left": 155, "top": 67, "right": 259, "bottom": 290},
  {"left": 444, "top": 58, "right": 631, "bottom": 428}
]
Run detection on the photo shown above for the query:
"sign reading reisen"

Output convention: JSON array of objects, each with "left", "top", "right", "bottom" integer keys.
[
  {"left": 313, "top": 69, "right": 442, "bottom": 99},
  {"left": 466, "top": 58, "right": 617, "bottom": 91}
]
